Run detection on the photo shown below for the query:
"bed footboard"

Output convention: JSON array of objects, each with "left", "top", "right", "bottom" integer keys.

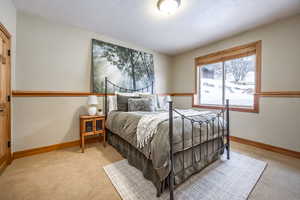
[{"left": 168, "top": 100, "right": 230, "bottom": 200}]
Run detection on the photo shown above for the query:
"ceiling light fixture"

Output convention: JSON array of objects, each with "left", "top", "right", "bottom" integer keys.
[{"left": 157, "top": 0, "right": 181, "bottom": 15}]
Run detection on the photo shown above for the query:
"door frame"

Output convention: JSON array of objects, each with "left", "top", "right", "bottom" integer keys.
[{"left": 0, "top": 22, "right": 12, "bottom": 170}]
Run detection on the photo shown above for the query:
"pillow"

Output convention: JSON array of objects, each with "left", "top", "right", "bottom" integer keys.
[
  {"left": 128, "top": 98, "right": 155, "bottom": 112},
  {"left": 138, "top": 93, "right": 158, "bottom": 110},
  {"left": 115, "top": 92, "right": 138, "bottom": 96},
  {"left": 117, "top": 94, "right": 140, "bottom": 111},
  {"left": 107, "top": 96, "right": 117, "bottom": 113},
  {"left": 157, "top": 95, "right": 172, "bottom": 111}
]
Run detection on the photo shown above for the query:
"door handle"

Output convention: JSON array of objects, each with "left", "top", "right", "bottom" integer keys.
[{"left": 0, "top": 109, "right": 4, "bottom": 112}]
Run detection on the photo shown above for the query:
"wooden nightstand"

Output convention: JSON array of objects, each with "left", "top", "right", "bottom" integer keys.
[{"left": 80, "top": 115, "right": 106, "bottom": 153}]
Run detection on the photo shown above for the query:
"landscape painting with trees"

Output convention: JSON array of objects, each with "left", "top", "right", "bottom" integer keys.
[{"left": 92, "top": 39, "right": 155, "bottom": 93}]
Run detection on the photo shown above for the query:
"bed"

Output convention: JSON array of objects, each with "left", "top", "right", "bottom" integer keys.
[{"left": 104, "top": 77, "right": 230, "bottom": 200}]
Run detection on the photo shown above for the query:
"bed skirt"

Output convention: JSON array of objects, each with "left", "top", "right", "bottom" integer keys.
[{"left": 107, "top": 130, "right": 223, "bottom": 195}]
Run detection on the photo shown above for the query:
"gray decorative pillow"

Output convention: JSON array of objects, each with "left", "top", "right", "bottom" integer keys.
[
  {"left": 128, "top": 98, "right": 155, "bottom": 112},
  {"left": 138, "top": 93, "right": 158, "bottom": 110},
  {"left": 117, "top": 94, "right": 140, "bottom": 111}
]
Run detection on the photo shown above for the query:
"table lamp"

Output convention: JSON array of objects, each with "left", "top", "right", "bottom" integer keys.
[{"left": 87, "top": 95, "right": 98, "bottom": 115}]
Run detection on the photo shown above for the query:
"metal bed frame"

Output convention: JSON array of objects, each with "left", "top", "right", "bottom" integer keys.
[
  {"left": 104, "top": 77, "right": 230, "bottom": 200},
  {"left": 168, "top": 101, "right": 230, "bottom": 200}
]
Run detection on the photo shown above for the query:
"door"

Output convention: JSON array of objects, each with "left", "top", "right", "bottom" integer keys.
[{"left": 0, "top": 24, "right": 11, "bottom": 169}]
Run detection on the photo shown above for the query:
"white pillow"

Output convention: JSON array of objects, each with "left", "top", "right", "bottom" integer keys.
[
  {"left": 115, "top": 92, "right": 138, "bottom": 96},
  {"left": 157, "top": 95, "right": 172, "bottom": 111},
  {"left": 107, "top": 95, "right": 117, "bottom": 113}
]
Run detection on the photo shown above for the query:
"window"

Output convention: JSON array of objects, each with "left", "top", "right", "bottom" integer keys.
[{"left": 194, "top": 41, "right": 261, "bottom": 113}]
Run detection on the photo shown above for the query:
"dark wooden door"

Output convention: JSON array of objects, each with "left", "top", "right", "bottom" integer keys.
[{"left": 0, "top": 24, "right": 11, "bottom": 170}]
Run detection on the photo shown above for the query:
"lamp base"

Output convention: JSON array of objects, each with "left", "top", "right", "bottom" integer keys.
[{"left": 88, "top": 106, "right": 97, "bottom": 116}]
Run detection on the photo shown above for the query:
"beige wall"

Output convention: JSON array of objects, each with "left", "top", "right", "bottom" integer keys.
[
  {"left": 12, "top": 11, "right": 300, "bottom": 152},
  {"left": 16, "top": 12, "right": 172, "bottom": 92},
  {"left": 171, "top": 14, "right": 300, "bottom": 152},
  {"left": 13, "top": 12, "right": 172, "bottom": 152}
]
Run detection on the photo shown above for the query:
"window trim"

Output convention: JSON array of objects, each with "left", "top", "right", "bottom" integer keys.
[{"left": 193, "top": 41, "right": 261, "bottom": 113}]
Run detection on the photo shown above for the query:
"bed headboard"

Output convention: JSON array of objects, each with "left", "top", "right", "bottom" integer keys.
[{"left": 104, "top": 77, "right": 154, "bottom": 117}]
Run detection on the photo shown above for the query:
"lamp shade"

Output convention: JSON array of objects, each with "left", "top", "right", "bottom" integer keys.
[{"left": 87, "top": 95, "right": 98, "bottom": 105}]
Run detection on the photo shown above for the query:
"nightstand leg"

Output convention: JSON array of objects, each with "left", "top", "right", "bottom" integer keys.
[
  {"left": 81, "top": 135, "right": 85, "bottom": 153},
  {"left": 79, "top": 135, "right": 82, "bottom": 148},
  {"left": 103, "top": 132, "right": 106, "bottom": 147}
]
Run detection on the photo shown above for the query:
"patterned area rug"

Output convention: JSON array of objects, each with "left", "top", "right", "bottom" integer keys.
[{"left": 103, "top": 152, "right": 267, "bottom": 200}]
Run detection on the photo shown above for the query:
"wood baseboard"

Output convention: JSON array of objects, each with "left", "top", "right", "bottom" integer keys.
[
  {"left": 13, "top": 137, "right": 101, "bottom": 159},
  {"left": 0, "top": 157, "right": 9, "bottom": 176},
  {"left": 12, "top": 135, "right": 300, "bottom": 160},
  {"left": 230, "top": 136, "right": 300, "bottom": 159}
]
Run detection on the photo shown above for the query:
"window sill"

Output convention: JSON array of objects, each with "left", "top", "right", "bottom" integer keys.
[{"left": 192, "top": 104, "right": 259, "bottom": 113}]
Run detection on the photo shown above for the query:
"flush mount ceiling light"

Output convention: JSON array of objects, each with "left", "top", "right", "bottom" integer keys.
[{"left": 157, "top": 0, "right": 181, "bottom": 14}]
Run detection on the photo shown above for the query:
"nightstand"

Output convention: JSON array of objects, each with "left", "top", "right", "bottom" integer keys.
[{"left": 80, "top": 115, "right": 106, "bottom": 153}]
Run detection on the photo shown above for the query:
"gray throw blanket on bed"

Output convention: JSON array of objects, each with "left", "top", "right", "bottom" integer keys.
[{"left": 136, "top": 109, "right": 210, "bottom": 148}]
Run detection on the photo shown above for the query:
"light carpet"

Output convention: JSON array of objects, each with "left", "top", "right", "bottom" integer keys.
[{"left": 103, "top": 152, "right": 267, "bottom": 200}]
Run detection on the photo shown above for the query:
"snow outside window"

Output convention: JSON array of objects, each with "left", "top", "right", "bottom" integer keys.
[{"left": 199, "top": 55, "right": 256, "bottom": 108}]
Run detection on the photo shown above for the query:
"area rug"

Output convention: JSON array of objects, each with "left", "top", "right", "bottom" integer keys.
[{"left": 103, "top": 152, "right": 267, "bottom": 200}]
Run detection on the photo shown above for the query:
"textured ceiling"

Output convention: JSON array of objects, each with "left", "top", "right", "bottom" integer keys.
[{"left": 13, "top": 0, "right": 300, "bottom": 55}]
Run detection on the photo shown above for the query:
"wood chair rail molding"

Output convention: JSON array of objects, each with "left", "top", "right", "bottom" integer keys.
[
  {"left": 12, "top": 90, "right": 106, "bottom": 97},
  {"left": 12, "top": 90, "right": 300, "bottom": 97},
  {"left": 12, "top": 90, "right": 194, "bottom": 97},
  {"left": 257, "top": 91, "right": 300, "bottom": 97}
]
